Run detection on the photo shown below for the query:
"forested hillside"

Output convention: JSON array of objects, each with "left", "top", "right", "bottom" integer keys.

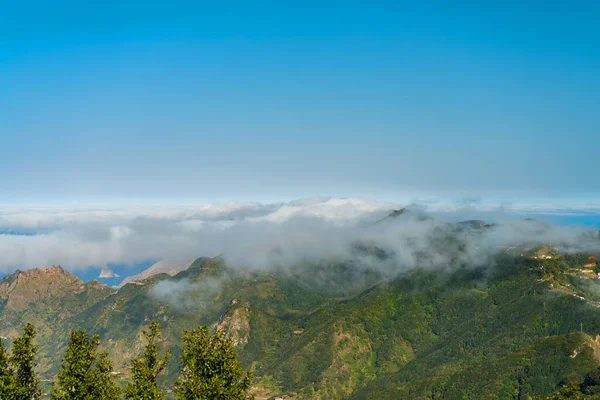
[{"left": 3, "top": 245, "right": 600, "bottom": 399}]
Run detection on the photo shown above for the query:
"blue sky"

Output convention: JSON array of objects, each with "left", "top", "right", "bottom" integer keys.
[{"left": 2, "top": 1, "right": 599, "bottom": 205}]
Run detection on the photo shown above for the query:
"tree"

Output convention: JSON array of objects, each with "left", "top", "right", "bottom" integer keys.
[
  {"left": 51, "top": 329, "right": 120, "bottom": 400},
  {"left": 537, "top": 380, "right": 585, "bottom": 400},
  {"left": 174, "top": 326, "right": 253, "bottom": 400},
  {"left": 125, "top": 321, "right": 171, "bottom": 400},
  {"left": 10, "top": 323, "right": 41, "bottom": 400},
  {"left": 0, "top": 338, "right": 13, "bottom": 398},
  {"left": 582, "top": 366, "right": 600, "bottom": 395}
]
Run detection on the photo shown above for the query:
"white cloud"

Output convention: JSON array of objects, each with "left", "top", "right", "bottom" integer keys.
[
  {"left": 0, "top": 198, "right": 395, "bottom": 272},
  {"left": 0, "top": 198, "right": 599, "bottom": 275}
]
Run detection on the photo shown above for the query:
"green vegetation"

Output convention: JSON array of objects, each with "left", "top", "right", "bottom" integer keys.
[
  {"left": 535, "top": 363, "right": 600, "bottom": 399},
  {"left": 0, "top": 339, "right": 9, "bottom": 393},
  {"left": 10, "top": 323, "right": 41, "bottom": 400},
  {"left": 51, "top": 330, "right": 121, "bottom": 400},
  {"left": 125, "top": 321, "right": 170, "bottom": 400},
  {"left": 174, "top": 326, "right": 252, "bottom": 400},
  {"left": 0, "top": 324, "right": 41, "bottom": 399},
  {"left": 1, "top": 321, "right": 252, "bottom": 400},
  {"left": 3, "top": 247, "right": 600, "bottom": 398}
]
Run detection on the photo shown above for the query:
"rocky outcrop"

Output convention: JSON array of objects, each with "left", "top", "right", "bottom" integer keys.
[{"left": 0, "top": 266, "right": 83, "bottom": 311}]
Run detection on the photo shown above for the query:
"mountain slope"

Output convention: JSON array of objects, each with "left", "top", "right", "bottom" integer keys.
[
  {"left": 2, "top": 248, "right": 600, "bottom": 399},
  {"left": 0, "top": 266, "right": 114, "bottom": 374},
  {"left": 118, "top": 259, "right": 193, "bottom": 287}
]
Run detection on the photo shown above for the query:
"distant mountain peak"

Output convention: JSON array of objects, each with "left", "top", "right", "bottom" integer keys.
[
  {"left": 388, "top": 208, "right": 407, "bottom": 217},
  {"left": 374, "top": 207, "right": 435, "bottom": 225},
  {"left": 0, "top": 265, "right": 84, "bottom": 312},
  {"left": 118, "top": 259, "right": 193, "bottom": 287},
  {"left": 6, "top": 265, "right": 76, "bottom": 282},
  {"left": 456, "top": 220, "right": 494, "bottom": 229}
]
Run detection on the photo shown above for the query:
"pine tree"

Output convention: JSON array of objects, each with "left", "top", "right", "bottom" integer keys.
[
  {"left": 51, "top": 329, "right": 121, "bottom": 400},
  {"left": 174, "top": 326, "right": 253, "bottom": 400},
  {"left": 10, "top": 323, "right": 41, "bottom": 400},
  {"left": 125, "top": 321, "right": 171, "bottom": 400},
  {"left": 0, "top": 338, "right": 13, "bottom": 398}
]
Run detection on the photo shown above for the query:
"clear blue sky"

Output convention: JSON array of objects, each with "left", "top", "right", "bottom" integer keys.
[{"left": 2, "top": 1, "right": 599, "bottom": 205}]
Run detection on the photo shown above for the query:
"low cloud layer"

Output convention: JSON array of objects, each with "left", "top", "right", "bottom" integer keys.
[
  {"left": 0, "top": 197, "right": 599, "bottom": 275},
  {"left": 0, "top": 198, "right": 395, "bottom": 272},
  {"left": 149, "top": 277, "right": 225, "bottom": 310}
]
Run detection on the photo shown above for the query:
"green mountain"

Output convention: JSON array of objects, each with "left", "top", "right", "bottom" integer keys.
[{"left": 3, "top": 244, "right": 600, "bottom": 399}]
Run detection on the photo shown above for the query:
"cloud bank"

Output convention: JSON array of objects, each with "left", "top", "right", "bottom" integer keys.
[{"left": 0, "top": 197, "right": 599, "bottom": 275}]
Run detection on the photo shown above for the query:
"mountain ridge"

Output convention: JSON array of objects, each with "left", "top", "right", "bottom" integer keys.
[
  {"left": 118, "top": 259, "right": 194, "bottom": 288},
  {"left": 3, "top": 239, "right": 600, "bottom": 398}
]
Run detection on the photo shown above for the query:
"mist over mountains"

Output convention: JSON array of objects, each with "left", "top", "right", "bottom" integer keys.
[
  {"left": 2, "top": 198, "right": 600, "bottom": 398},
  {"left": 1, "top": 197, "right": 599, "bottom": 281}
]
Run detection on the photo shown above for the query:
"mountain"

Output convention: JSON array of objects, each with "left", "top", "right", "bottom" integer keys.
[
  {"left": 456, "top": 219, "right": 495, "bottom": 229},
  {"left": 118, "top": 259, "right": 193, "bottom": 288},
  {"left": 0, "top": 266, "right": 113, "bottom": 374},
  {"left": 3, "top": 245, "right": 600, "bottom": 399}
]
